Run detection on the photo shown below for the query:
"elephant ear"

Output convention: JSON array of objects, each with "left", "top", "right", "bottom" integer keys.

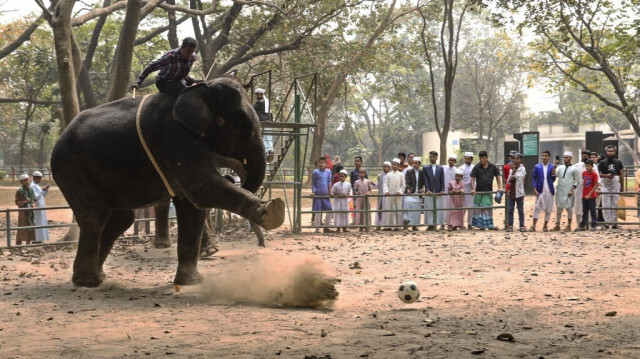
[{"left": 173, "top": 83, "right": 212, "bottom": 137}]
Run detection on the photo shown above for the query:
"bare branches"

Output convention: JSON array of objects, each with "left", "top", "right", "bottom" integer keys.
[{"left": 0, "top": 98, "right": 60, "bottom": 105}]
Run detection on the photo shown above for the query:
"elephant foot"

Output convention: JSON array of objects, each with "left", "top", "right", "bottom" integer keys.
[
  {"left": 153, "top": 237, "right": 171, "bottom": 249},
  {"left": 174, "top": 267, "right": 204, "bottom": 285},
  {"left": 72, "top": 270, "right": 106, "bottom": 288},
  {"left": 256, "top": 198, "right": 285, "bottom": 230}
]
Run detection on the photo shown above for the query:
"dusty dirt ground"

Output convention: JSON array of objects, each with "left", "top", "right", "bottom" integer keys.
[{"left": 1, "top": 185, "right": 640, "bottom": 358}]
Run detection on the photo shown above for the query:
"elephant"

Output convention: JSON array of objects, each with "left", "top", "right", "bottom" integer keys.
[{"left": 50, "top": 76, "right": 285, "bottom": 287}]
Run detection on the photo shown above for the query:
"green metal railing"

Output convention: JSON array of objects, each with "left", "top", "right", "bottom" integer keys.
[{"left": 299, "top": 191, "right": 509, "bottom": 231}]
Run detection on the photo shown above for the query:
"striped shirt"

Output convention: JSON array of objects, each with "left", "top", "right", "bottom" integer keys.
[{"left": 136, "top": 48, "right": 196, "bottom": 85}]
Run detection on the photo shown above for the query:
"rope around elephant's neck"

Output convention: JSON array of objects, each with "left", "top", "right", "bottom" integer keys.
[{"left": 136, "top": 94, "right": 176, "bottom": 197}]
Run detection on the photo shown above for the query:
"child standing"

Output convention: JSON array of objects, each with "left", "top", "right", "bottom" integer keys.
[
  {"left": 580, "top": 159, "right": 599, "bottom": 230},
  {"left": 331, "top": 170, "right": 352, "bottom": 232},
  {"left": 506, "top": 153, "right": 527, "bottom": 232},
  {"left": 353, "top": 168, "right": 373, "bottom": 231},
  {"left": 311, "top": 156, "right": 333, "bottom": 233},
  {"left": 447, "top": 169, "right": 466, "bottom": 230}
]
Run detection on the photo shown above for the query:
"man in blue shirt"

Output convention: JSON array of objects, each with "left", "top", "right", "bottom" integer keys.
[{"left": 132, "top": 37, "right": 198, "bottom": 96}]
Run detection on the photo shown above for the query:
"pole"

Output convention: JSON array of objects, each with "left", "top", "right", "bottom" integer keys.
[{"left": 294, "top": 88, "right": 302, "bottom": 233}]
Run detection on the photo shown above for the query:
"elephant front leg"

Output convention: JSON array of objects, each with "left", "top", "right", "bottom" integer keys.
[
  {"left": 186, "top": 179, "right": 285, "bottom": 231},
  {"left": 172, "top": 196, "right": 206, "bottom": 285}
]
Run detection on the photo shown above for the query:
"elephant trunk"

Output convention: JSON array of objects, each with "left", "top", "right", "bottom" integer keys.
[{"left": 242, "top": 141, "right": 266, "bottom": 194}]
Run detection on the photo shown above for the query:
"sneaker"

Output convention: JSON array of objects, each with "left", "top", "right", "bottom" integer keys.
[
  {"left": 611, "top": 224, "right": 619, "bottom": 229},
  {"left": 563, "top": 226, "right": 571, "bottom": 232},
  {"left": 601, "top": 225, "right": 609, "bottom": 230},
  {"left": 519, "top": 227, "right": 527, "bottom": 232},
  {"left": 489, "top": 226, "right": 499, "bottom": 230},
  {"left": 543, "top": 227, "right": 549, "bottom": 232},
  {"left": 505, "top": 226, "right": 513, "bottom": 232},
  {"left": 551, "top": 224, "right": 561, "bottom": 231}
]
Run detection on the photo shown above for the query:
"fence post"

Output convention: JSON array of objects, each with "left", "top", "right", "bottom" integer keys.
[
  {"left": 5, "top": 209, "right": 11, "bottom": 247},
  {"left": 504, "top": 191, "right": 509, "bottom": 229},
  {"left": 364, "top": 195, "right": 370, "bottom": 232},
  {"left": 432, "top": 193, "right": 437, "bottom": 227}
]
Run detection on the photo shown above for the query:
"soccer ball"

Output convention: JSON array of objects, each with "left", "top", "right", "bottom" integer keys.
[{"left": 397, "top": 281, "right": 420, "bottom": 303}]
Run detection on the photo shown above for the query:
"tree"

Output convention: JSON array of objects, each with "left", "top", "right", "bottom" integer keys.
[
  {"left": 417, "top": 0, "right": 473, "bottom": 164},
  {"left": 494, "top": 0, "right": 640, "bottom": 141},
  {"left": 308, "top": 0, "right": 415, "bottom": 170},
  {"left": 452, "top": 28, "right": 525, "bottom": 160}
]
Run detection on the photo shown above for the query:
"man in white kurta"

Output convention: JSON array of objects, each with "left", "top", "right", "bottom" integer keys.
[
  {"left": 376, "top": 162, "right": 391, "bottom": 227},
  {"left": 384, "top": 159, "right": 406, "bottom": 229},
  {"left": 443, "top": 156, "right": 457, "bottom": 225},
  {"left": 30, "top": 171, "right": 49, "bottom": 243},
  {"left": 460, "top": 152, "right": 475, "bottom": 228},
  {"left": 553, "top": 151, "right": 579, "bottom": 231}
]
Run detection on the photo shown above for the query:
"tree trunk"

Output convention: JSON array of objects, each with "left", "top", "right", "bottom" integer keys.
[
  {"left": 107, "top": 0, "right": 142, "bottom": 101},
  {"left": 51, "top": 0, "right": 80, "bottom": 128},
  {"left": 309, "top": 0, "right": 400, "bottom": 169},
  {"left": 77, "top": 0, "right": 111, "bottom": 109},
  {"left": 166, "top": 0, "right": 179, "bottom": 48},
  {"left": 19, "top": 103, "right": 34, "bottom": 170}
]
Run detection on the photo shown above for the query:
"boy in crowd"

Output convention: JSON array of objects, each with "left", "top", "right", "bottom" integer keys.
[
  {"left": 579, "top": 160, "right": 600, "bottom": 230},
  {"left": 311, "top": 157, "right": 333, "bottom": 233},
  {"left": 506, "top": 153, "right": 527, "bottom": 232}
]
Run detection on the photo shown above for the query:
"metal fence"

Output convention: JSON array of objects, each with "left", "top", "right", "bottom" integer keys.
[
  {"left": 300, "top": 191, "right": 508, "bottom": 231},
  {"left": 300, "top": 190, "right": 640, "bottom": 232},
  {"left": 594, "top": 191, "right": 640, "bottom": 226},
  {"left": 1, "top": 205, "right": 176, "bottom": 248}
]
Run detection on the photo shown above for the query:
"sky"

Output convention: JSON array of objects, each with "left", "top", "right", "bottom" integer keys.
[{"left": 1, "top": 0, "right": 560, "bottom": 114}]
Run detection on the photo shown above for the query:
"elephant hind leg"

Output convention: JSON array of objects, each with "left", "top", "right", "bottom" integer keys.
[
  {"left": 72, "top": 208, "right": 109, "bottom": 287},
  {"left": 98, "top": 210, "right": 135, "bottom": 269}
]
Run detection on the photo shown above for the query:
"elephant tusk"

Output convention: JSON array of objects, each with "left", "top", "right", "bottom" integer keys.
[{"left": 210, "top": 153, "right": 247, "bottom": 184}]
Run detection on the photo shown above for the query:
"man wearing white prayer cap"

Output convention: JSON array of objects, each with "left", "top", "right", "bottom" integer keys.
[
  {"left": 253, "top": 87, "right": 273, "bottom": 160},
  {"left": 443, "top": 154, "right": 458, "bottom": 213},
  {"left": 460, "top": 152, "right": 475, "bottom": 228},
  {"left": 384, "top": 158, "right": 406, "bottom": 229},
  {"left": 15, "top": 174, "right": 36, "bottom": 245},
  {"left": 30, "top": 170, "right": 50, "bottom": 243},
  {"left": 553, "top": 150, "right": 579, "bottom": 231},
  {"left": 376, "top": 162, "right": 392, "bottom": 228}
]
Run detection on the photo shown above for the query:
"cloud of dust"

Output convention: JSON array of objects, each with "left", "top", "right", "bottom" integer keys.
[{"left": 199, "top": 253, "right": 339, "bottom": 308}]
